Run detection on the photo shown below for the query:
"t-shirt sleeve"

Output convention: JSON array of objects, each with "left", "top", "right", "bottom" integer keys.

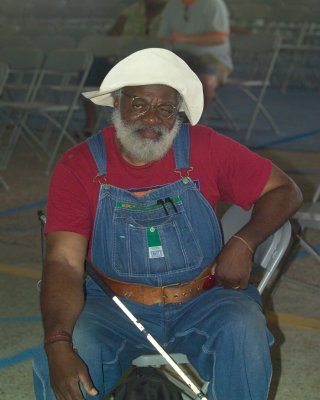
[
  {"left": 207, "top": 0, "right": 230, "bottom": 33},
  {"left": 213, "top": 133, "right": 272, "bottom": 209},
  {"left": 45, "top": 154, "right": 93, "bottom": 238},
  {"left": 157, "top": 2, "right": 172, "bottom": 36}
]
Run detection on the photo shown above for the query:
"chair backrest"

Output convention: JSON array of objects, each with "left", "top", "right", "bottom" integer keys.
[
  {"left": 0, "top": 61, "right": 9, "bottom": 94},
  {"left": 0, "top": 34, "right": 36, "bottom": 49},
  {"left": 33, "top": 47, "right": 93, "bottom": 101},
  {"left": 0, "top": 46, "right": 44, "bottom": 71},
  {"left": 30, "top": 35, "right": 76, "bottom": 52},
  {"left": 40, "top": 48, "right": 94, "bottom": 174},
  {"left": 0, "top": 46, "right": 44, "bottom": 102},
  {"left": 78, "top": 34, "right": 128, "bottom": 60},
  {"left": 221, "top": 204, "right": 292, "bottom": 293},
  {"left": 230, "top": 32, "right": 282, "bottom": 82},
  {"left": 43, "top": 47, "right": 93, "bottom": 74},
  {"left": 120, "top": 36, "right": 170, "bottom": 58}
]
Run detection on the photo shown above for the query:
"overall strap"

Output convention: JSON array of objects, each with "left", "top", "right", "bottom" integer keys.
[
  {"left": 173, "top": 123, "right": 190, "bottom": 170},
  {"left": 87, "top": 132, "right": 107, "bottom": 176}
]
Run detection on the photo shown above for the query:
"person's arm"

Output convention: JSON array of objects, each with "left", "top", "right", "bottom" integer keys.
[
  {"left": 109, "top": 15, "right": 128, "bottom": 36},
  {"left": 41, "top": 231, "right": 98, "bottom": 399},
  {"left": 214, "top": 164, "right": 303, "bottom": 289},
  {"left": 162, "top": 30, "right": 228, "bottom": 46}
]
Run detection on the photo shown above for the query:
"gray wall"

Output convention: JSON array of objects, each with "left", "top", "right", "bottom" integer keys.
[
  {"left": 0, "top": 0, "right": 133, "bottom": 18},
  {"left": 0, "top": 0, "right": 318, "bottom": 25}
]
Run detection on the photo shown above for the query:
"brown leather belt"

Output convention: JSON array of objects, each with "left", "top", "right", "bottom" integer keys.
[{"left": 100, "top": 266, "right": 212, "bottom": 305}]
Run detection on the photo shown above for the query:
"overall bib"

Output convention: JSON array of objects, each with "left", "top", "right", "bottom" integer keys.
[
  {"left": 86, "top": 123, "right": 222, "bottom": 290},
  {"left": 32, "top": 125, "right": 273, "bottom": 400}
]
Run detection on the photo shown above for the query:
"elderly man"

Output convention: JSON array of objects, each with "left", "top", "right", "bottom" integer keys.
[{"left": 32, "top": 48, "right": 302, "bottom": 400}]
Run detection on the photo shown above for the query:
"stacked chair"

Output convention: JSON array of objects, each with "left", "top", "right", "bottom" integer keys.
[{"left": 0, "top": 45, "right": 93, "bottom": 174}]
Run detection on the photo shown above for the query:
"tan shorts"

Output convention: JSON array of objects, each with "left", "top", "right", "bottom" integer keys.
[{"left": 175, "top": 51, "right": 231, "bottom": 84}]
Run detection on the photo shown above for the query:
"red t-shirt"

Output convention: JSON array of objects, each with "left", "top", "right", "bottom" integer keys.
[{"left": 46, "top": 124, "right": 272, "bottom": 238}]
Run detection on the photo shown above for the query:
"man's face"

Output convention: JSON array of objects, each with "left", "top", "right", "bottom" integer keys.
[{"left": 112, "top": 85, "right": 181, "bottom": 164}]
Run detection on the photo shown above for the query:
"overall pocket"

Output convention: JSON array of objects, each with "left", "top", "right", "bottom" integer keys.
[{"left": 112, "top": 203, "right": 204, "bottom": 278}]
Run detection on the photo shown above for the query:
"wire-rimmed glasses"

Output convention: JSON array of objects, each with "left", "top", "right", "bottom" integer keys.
[{"left": 121, "top": 91, "right": 179, "bottom": 119}]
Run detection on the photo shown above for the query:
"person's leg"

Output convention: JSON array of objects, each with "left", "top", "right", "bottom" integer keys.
[
  {"left": 197, "top": 72, "right": 219, "bottom": 109},
  {"left": 32, "top": 296, "right": 161, "bottom": 399},
  {"left": 83, "top": 98, "right": 98, "bottom": 135},
  {"left": 80, "top": 57, "right": 113, "bottom": 137},
  {"left": 198, "top": 56, "right": 231, "bottom": 111},
  {"left": 167, "top": 286, "right": 273, "bottom": 400},
  {"left": 173, "top": 51, "right": 218, "bottom": 117}
]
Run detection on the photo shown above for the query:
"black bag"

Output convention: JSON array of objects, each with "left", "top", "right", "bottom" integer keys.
[{"left": 112, "top": 366, "right": 184, "bottom": 400}]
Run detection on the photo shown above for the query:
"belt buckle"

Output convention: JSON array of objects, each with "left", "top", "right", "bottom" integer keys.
[{"left": 161, "top": 282, "right": 181, "bottom": 304}]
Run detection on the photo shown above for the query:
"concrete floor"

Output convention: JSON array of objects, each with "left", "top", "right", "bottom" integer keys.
[{"left": 0, "top": 95, "right": 319, "bottom": 399}]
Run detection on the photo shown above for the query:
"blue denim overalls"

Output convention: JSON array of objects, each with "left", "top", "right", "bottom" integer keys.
[
  {"left": 86, "top": 123, "right": 222, "bottom": 291},
  {"left": 32, "top": 124, "right": 273, "bottom": 400}
]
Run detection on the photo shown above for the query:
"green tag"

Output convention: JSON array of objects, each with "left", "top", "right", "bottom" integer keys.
[{"left": 147, "top": 227, "right": 164, "bottom": 259}]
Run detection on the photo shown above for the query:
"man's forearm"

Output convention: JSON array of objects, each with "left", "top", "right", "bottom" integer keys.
[
  {"left": 236, "top": 181, "right": 303, "bottom": 251},
  {"left": 40, "top": 261, "right": 85, "bottom": 337},
  {"left": 184, "top": 31, "right": 228, "bottom": 46}
]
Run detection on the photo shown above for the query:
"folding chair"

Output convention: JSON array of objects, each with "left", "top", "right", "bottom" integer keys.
[
  {"left": 77, "top": 35, "right": 128, "bottom": 130},
  {"left": 1, "top": 48, "right": 93, "bottom": 174},
  {"left": 131, "top": 204, "right": 292, "bottom": 399},
  {"left": 218, "top": 32, "right": 282, "bottom": 143},
  {"left": 291, "top": 184, "right": 320, "bottom": 263},
  {"left": 0, "top": 46, "right": 45, "bottom": 170},
  {"left": 78, "top": 35, "right": 128, "bottom": 66}
]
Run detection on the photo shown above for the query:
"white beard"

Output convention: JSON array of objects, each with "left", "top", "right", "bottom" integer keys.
[{"left": 112, "top": 109, "right": 181, "bottom": 164}]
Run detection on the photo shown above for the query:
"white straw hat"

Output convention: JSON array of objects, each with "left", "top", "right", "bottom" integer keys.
[{"left": 82, "top": 47, "right": 204, "bottom": 125}]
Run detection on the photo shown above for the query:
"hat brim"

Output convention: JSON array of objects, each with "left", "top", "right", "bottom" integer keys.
[{"left": 82, "top": 48, "right": 203, "bottom": 125}]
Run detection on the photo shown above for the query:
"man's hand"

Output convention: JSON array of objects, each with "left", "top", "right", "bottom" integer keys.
[
  {"left": 212, "top": 237, "right": 254, "bottom": 290},
  {"left": 46, "top": 342, "right": 98, "bottom": 399}
]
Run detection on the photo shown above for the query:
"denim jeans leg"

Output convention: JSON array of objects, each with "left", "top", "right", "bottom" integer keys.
[
  {"left": 32, "top": 296, "right": 159, "bottom": 399},
  {"left": 167, "top": 287, "right": 273, "bottom": 400}
]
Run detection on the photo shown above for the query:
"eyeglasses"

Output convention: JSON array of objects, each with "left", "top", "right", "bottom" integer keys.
[{"left": 121, "top": 91, "right": 178, "bottom": 119}]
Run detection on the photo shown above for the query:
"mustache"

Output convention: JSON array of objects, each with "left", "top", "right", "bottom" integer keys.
[{"left": 123, "top": 120, "right": 165, "bottom": 136}]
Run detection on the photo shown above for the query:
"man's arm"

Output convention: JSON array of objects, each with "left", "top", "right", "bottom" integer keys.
[
  {"left": 41, "top": 231, "right": 98, "bottom": 399},
  {"left": 109, "top": 15, "right": 128, "bottom": 36},
  {"left": 161, "top": 31, "right": 228, "bottom": 47},
  {"left": 214, "top": 164, "right": 303, "bottom": 289}
]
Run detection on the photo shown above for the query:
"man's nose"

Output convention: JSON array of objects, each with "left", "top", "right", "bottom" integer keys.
[{"left": 140, "top": 106, "right": 161, "bottom": 124}]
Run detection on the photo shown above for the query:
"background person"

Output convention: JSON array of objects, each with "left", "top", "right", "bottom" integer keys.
[
  {"left": 32, "top": 48, "right": 302, "bottom": 400},
  {"left": 158, "top": 0, "right": 233, "bottom": 114},
  {"left": 109, "top": 0, "right": 166, "bottom": 37},
  {"left": 81, "top": 0, "right": 166, "bottom": 138}
]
